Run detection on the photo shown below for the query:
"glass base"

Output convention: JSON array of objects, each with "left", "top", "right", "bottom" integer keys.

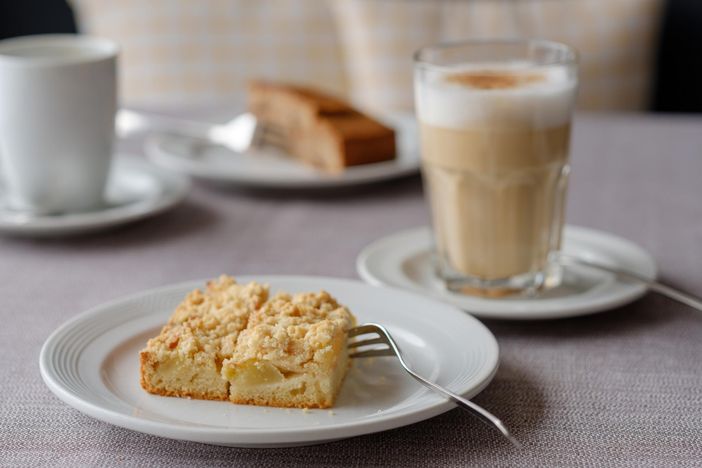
[{"left": 436, "top": 254, "right": 563, "bottom": 298}]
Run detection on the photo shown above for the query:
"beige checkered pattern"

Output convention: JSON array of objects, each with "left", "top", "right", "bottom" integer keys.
[
  {"left": 72, "top": 0, "right": 663, "bottom": 112},
  {"left": 72, "top": 0, "right": 348, "bottom": 107},
  {"left": 332, "top": 0, "right": 664, "bottom": 112}
]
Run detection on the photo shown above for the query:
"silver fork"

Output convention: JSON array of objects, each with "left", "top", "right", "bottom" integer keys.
[
  {"left": 349, "top": 323, "right": 520, "bottom": 447},
  {"left": 116, "top": 109, "right": 288, "bottom": 153}
]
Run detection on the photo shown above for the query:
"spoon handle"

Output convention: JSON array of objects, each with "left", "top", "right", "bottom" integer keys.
[
  {"left": 560, "top": 255, "right": 702, "bottom": 312},
  {"left": 117, "top": 109, "right": 215, "bottom": 139}
]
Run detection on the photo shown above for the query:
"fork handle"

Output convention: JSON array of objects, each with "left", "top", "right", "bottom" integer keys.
[
  {"left": 355, "top": 323, "right": 521, "bottom": 447},
  {"left": 403, "top": 367, "right": 521, "bottom": 448}
]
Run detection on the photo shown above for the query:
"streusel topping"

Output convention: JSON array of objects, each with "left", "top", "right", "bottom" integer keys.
[
  {"left": 228, "top": 291, "right": 355, "bottom": 372},
  {"left": 147, "top": 276, "right": 269, "bottom": 360}
]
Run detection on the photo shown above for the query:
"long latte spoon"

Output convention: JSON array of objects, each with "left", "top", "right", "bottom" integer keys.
[{"left": 559, "top": 254, "right": 702, "bottom": 312}]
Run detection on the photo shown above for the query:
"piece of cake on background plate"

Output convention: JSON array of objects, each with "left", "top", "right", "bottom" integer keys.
[{"left": 248, "top": 80, "right": 396, "bottom": 172}]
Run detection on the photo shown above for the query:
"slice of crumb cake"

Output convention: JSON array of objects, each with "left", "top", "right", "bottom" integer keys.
[
  {"left": 222, "top": 290, "right": 356, "bottom": 409},
  {"left": 140, "top": 276, "right": 269, "bottom": 400}
]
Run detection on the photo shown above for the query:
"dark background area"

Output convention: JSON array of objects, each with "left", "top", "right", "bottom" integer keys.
[
  {"left": 652, "top": 0, "right": 702, "bottom": 112},
  {"left": 0, "top": 0, "right": 77, "bottom": 41},
  {"left": 1, "top": 0, "right": 700, "bottom": 113}
]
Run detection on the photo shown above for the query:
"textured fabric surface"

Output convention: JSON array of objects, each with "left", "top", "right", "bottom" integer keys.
[
  {"left": 3, "top": 111, "right": 702, "bottom": 466},
  {"left": 71, "top": 0, "right": 663, "bottom": 112}
]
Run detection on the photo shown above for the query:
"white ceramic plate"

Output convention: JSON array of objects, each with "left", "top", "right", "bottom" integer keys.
[
  {"left": 144, "top": 114, "right": 420, "bottom": 189},
  {"left": 39, "top": 276, "right": 499, "bottom": 447},
  {"left": 357, "top": 226, "right": 657, "bottom": 320},
  {"left": 0, "top": 157, "right": 189, "bottom": 237}
]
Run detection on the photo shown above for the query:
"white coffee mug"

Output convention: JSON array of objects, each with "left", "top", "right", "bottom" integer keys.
[{"left": 0, "top": 34, "right": 118, "bottom": 214}]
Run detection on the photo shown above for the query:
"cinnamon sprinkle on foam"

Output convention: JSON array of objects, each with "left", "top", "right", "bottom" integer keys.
[{"left": 445, "top": 71, "right": 546, "bottom": 90}]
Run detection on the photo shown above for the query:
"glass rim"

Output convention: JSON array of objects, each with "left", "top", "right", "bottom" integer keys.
[{"left": 413, "top": 38, "right": 579, "bottom": 69}]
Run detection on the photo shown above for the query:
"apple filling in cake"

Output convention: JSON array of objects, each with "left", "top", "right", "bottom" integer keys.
[
  {"left": 140, "top": 276, "right": 355, "bottom": 409},
  {"left": 222, "top": 291, "right": 354, "bottom": 408},
  {"left": 139, "top": 276, "right": 269, "bottom": 400}
]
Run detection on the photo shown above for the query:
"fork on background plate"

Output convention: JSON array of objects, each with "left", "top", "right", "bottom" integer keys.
[{"left": 116, "top": 109, "right": 287, "bottom": 153}]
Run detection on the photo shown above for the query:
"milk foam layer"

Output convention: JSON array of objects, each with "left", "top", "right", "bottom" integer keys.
[{"left": 415, "top": 63, "right": 577, "bottom": 129}]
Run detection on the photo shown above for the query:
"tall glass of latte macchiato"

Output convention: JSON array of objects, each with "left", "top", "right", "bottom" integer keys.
[{"left": 414, "top": 39, "right": 578, "bottom": 296}]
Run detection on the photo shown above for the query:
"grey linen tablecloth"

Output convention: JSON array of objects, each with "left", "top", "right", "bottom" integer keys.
[{"left": 2, "top": 112, "right": 702, "bottom": 467}]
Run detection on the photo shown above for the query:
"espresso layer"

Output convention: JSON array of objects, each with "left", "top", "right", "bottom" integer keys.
[{"left": 420, "top": 123, "right": 571, "bottom": 279}]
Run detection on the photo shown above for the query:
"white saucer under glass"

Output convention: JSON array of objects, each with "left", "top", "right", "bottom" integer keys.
[
  {"left": 0, "top": 156, "right": 189, "bottom": 237},
  {"left": 144, "top": 113, "right": 420, "bottom": 189},
  {"left": 357, "top": 226, "right": 657, "bottom": 320}
]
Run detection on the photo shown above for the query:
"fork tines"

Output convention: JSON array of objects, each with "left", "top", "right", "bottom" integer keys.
[
  {"left": 347, "top": 324, "right": 395, "bottom": 359},
  {"left": 253, "top": 122, "right": 288, "bottom": 150}
]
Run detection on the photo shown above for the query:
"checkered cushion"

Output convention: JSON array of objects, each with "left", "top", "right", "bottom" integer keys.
[
  {"left": 72, "top": 0, "right": 347, "bottom": 107},
  {"left": 72, "top": 0, "right": 663, "bottom": 111}
]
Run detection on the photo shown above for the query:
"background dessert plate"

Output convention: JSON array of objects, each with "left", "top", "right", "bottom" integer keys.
[
  {"left": 144, "top": 113, "right": 420, "bottom": 189},
  {"left": 356, "top": 226, "right": 657, "bottom": 320},
  {"left": 39, "top": 275, "right": 499, "bottom": 448},
  {"left": 0, "top": 157, "right": 189, "bottom": 237}
]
